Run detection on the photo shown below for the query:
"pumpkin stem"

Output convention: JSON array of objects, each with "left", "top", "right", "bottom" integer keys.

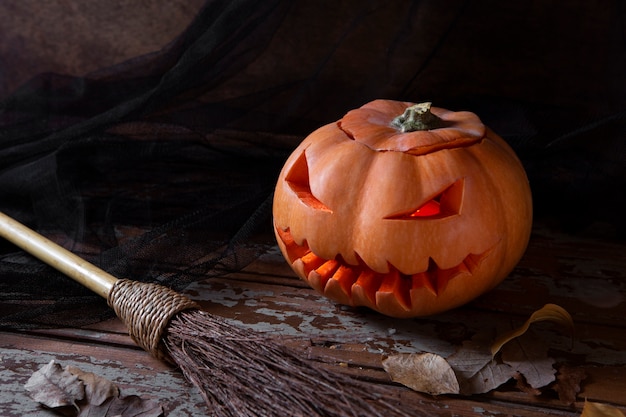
[{"left": 391, "top": 102, "right": 444, "bottom": 132}]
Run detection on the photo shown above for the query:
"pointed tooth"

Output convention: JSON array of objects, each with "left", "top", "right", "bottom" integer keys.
[
  {"left": 300, "top": 251, "right": 325, "bottom": 275},
  {"left": 292, "top": 258, "right": 306, "bottom": 280},
  {"left": 315, "top": 259, "right": 340, "bottom": 278},
  {"left": 464, "top": 252, "right": 486, "bottom": 273},
  {"left": 457, "top": 260, "right": 470, "bottom": 274},
  {"left": 307, "top": 270, "right": 325, "bottom": 293},
  {"left": 376, "top": 269, "right": 412, "bottom": 311},
  {"left": 323, "top": 265, "right": 357, "bottom": 305},
  {"left": 308, "top": 259, "right": 339, "bottom": 292},
  {"left": 440, "top": 262, "right": 470, "bottom": 291},
  {"left": 412, "top": 271, "right": 438, "bottom": 297},
  {"left": 351, "top": 270, "right": 381, "bottom": 308},
  {"left": 434, "top": 269, "right": 452, "bottom": 294},
  {"left": 410, "top": 258, "right": 440, "bottom": 296},
  {"left": 275, "top": 227, "right": 311, "bottom": 263}
]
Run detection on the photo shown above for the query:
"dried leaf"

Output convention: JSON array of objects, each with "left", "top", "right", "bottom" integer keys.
[
  {"left": 553, "top": 364, "right": 586, "bottom": 405},
  {"left": 581, "top": 400, "right": 626, "bottom": 417},
  {"left": 382, "top": 352, "right": 460, "bottom": 395},
  {"left": 67, "top": 366, "right": 120, "bottom": 407},
  {"left": 382, "top": 304, "right": 575, "bottom": 398},
  {"left": 461, "top": 362, "right": 515, "bottom": 395},
  {"left": 446, "top": 331, "right": 494, "bottom": 380},
  {"left": 25, "top": 361, "right": 164, "bottom": 417},
  {"left": 77, "top": 395, "right": 164, "bottom": 417},
  {"left": 512, "top": 372, "right": 542, "bottom": 396},
  {"left": 25, "top": 360, "right": 84, "bottom": 411},
  {"left": 446, "top": 330, "right": 515, "bottom": 394},
  {"left": 103, "top": 395, "right": 164, "bottom": 417},
  {"left": 491, "top": 304, "right": 574, "bottom": 357},
  {"left": 500, "top": 330, "right": 556, "bottom": 389}
]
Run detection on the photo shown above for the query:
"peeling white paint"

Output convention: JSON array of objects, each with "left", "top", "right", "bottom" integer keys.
[{"left": 0, "top": 348, "right": 207, "bottom": 417}]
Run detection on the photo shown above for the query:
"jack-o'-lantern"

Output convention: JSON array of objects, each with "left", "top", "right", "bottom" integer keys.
[{"left": 272, "top": 100, "right": 532, "bottom": 318}]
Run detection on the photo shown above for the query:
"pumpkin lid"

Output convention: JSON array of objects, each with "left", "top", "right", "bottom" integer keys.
[{"left": 338, "top": 99, "right": 485, "bottom": 155}]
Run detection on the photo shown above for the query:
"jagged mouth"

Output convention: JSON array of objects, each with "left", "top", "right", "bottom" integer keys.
[{"left": 276, "top": 227, "right": 491, "bottom": 311}]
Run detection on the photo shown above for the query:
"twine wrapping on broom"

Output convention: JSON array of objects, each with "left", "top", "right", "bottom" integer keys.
[{"left": 107, "top": 279, "right": 199, "bottom": 363}]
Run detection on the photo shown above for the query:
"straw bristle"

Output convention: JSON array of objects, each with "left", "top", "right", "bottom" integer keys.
[{"left": 164, "top": 310, "right": 424, "bottom": 417}]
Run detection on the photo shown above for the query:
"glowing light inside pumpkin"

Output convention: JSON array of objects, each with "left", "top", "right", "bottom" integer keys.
[
  {"left": 384, "top": 179, "right": 464, "bottom": 220},
  {"left": 409, "top": 198, "right": 441, "bottom": 217}
]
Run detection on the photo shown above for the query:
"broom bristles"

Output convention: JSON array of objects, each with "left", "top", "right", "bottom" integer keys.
[
  {"left": 164, "top": 309, "right": 426, "bottom": 417},
  {"left": 109, "top": 280, "right": 430, "bottom": 416}
]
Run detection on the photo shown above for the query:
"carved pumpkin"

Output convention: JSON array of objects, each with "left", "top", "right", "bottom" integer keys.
[{"left": 272, "top": 100, "right": 532, "bottom": 318}]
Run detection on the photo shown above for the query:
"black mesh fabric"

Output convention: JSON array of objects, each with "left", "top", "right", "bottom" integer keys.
[{"left": 1, "top": 0, "right": 625, "bottom": 329}]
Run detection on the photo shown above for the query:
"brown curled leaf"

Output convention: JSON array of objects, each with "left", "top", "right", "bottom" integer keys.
[
  {"left": 25, "top": 361, "right": 164, "bottom": 417},
  {"left": 490, "top": 303, "right": 574, "bottom": 357},
  {"left": 382, "top": 352, "right": 460, "bottom": 395},
  {"left": 66, "top": 365, "right": 120, "bottom": 407},
  {"left": 24, "top": 360, "right": 84, "bottom": 412}
]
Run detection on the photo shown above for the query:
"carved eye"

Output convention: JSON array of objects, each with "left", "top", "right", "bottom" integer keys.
[
  {"left": 285, "top": 151, "right": 332, "bottom": 212},
  {"left": 384, "top": 179, "right": 464, "bottom": 220}
]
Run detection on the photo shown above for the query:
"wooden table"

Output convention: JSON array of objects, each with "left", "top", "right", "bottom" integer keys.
[{"left": 1, "top": 220, "right": 625, "bottom": 416}]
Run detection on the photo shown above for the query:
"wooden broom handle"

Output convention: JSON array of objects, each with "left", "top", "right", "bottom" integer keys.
[{"left": 0, "top": 211, "right": 117, "bottom": 299}]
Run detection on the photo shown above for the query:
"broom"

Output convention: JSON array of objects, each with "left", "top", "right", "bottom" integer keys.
[{"left": 0, "top": 211, "right": 425, "bottom": 417}]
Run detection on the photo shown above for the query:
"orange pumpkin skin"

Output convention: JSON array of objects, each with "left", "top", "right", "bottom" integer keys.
[{"left": 272, "top": 100, "right": 533, "bottom": 318}]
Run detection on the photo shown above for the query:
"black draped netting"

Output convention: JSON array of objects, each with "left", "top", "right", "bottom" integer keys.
[{"left": 1, "top": 0, "right": 625, "bottom": 329}]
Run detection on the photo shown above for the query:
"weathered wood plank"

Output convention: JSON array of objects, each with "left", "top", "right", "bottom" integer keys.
[{"left": 478, "top": 226, "right": 626, "bottom": 327}]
